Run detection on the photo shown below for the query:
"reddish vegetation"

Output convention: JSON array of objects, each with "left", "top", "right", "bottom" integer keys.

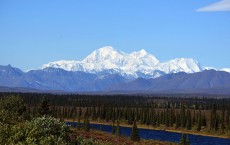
[{"left": 73, "top": 129, "right": 177, "bottom": 145}]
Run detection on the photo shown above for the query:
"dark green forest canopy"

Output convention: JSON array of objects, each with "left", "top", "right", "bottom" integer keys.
[
  {"left": 1, "top": 92, "right": 230, "bottom": 138},
  {"left": 0, "top": 92, "right": 229, "bottom": 109}
]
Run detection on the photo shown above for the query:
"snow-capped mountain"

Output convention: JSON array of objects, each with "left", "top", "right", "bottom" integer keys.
[
  {"left": 42, "top": 46, "right": 203, "bottom": 78},
  {"left": 220, "top": 68, "right": 230, "bottom": 73}
]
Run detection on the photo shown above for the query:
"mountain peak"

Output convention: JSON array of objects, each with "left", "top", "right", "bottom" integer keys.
[
  {"left": 83, "top": 46, "right": 124, "bottom": 63},
  {"left": 138, "top": 49, "right": 147, "bottom": 54},
  {"left": 130, "top": 49, "right": 148, "bottom": 58},
  {"left": 131, "top": 49, "right": 148, "bottom": 58},
  {"left": 164, "top": 58, "right": 202, "bottom": 73},
  {"left": 97, "top": 46, "right": 117, "bottom": 52}
]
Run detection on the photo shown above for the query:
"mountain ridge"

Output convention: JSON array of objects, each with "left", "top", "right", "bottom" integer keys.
[
  {"left": 1, "top": 65, "right": 230, "bottom": 94},
  {"left": 0, "top": 65, "right": 129, "bottom": 92},
  {"left": 110, "top": 69, "right": 230, "bottom": 92}
]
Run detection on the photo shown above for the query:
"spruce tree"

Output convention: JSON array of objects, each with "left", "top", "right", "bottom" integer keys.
[
  {"left": 79, "top": 108, "right": 82, "bottom": 117},
  {"left": 130, "top": 120, "right": 140, "bottom": 141},
  {"left": 202, "top": 113, "right": 207, "bottom": 127},
  {"left": 165, "top": 108, "right": 170, "bottom": 127},
  {"left": 226, "top": 109, "right": 230, "bottom": 129},
  {"left": 99, "top": 124, "right": 102, "bottom": 131},
  {"left": 221, "top": 106, "right": 225, "bottom": 132},
  {"left": 92, "top": 107, "right": 97, "bottom": 120},
  {"left": 38, "top": 97, "right": 50, "bottom": 116},
  {"left": 180, "top": 133, "right": 190, "bottom": 145},
  {"left": 77, "top": 115, "right": 81, "bottom": 130},
  {"left": 112, "top": 120, "right": 116, "bottom": 135},
  {"left": 156, "top": 111, "right": 160, "bottom": 126},
  {"left": 210, "top": 103, "right": 217, "bottom": 130},
  {"left": 181, "top": 105, "right": 186, "bottom": 128},
  {"left": 186, "top": 135, "right": 190, "bottom": 145},
  {"left": 170, "top": 108, "right": 175, "bottom": 127},
  {"left": 116, "top": 120, "right": 121, "bottom": 136},
  {"left": 84, "top": 117, "right": 90, "bottom": 132},
  {"left": 176, "top": 114, "right": 181, "bottom": 129},
  {"left": 215, "top": 114, "right": 220, "bottom": 131},
  {"left": 180, "top": 133, "right": 186, "bottom": 145},
  {"left": 197, "top": 110, "right": 201, "bottom": 131},
  {"left": 186, "top": 110, "right": 192, "bottom": 130}
]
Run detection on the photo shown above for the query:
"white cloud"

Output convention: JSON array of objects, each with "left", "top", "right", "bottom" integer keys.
[{"left": 197, "top": 0, "right": 230, "bottom": 12}]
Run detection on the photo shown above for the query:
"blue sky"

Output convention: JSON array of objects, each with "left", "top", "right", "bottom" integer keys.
[{"left": 0, "top": 0, "right": 230, "bottom": 71}]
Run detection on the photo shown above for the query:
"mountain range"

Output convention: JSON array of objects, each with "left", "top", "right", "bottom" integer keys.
[
  {"left": 42, "top": 46, "right": 203, "bottom": 79},
  {"left": 112, "top": 70, "right": 230, "bottom": 94},
  {"left": 0, "top": 65, "right": 128, "bottom": 92},
  {"left": 1, "top": 46, "right": 230, "bottom": 94}
]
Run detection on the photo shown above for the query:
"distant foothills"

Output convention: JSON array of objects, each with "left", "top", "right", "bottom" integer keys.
[{"left": 1, "top": 46, "right": 230, "bottom": 94}]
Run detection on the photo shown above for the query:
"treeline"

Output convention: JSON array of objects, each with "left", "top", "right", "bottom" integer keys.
[
  {"left": 2, "top": 92, "right": 229, "bottom": 109},
  {"left": 1, "top": 92, "right": 230, "bottom": 133}
]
